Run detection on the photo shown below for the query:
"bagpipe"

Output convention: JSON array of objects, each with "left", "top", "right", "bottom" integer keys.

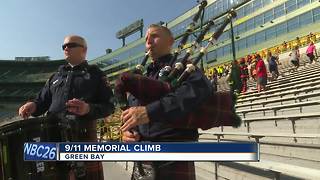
[
  {"left": 137, "top": 0, "right": 209, "bottom": 79},
  {"left": 116, "top": 0, "right": 208, "bottom": 109},
  {"left": 115, "top": 2, "right": 245, "bottom": 130},
  {"left": 133, "top": 50, "right": 150, "bottom": 75}
]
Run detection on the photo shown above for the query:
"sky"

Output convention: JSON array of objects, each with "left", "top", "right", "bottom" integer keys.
[{"left": 0, "top": 0, "right": 197, "bottom": 61}]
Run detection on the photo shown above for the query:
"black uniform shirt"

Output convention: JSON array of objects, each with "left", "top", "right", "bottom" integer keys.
[{"left": 32, "top": 61, "right": 114, "bottom": 121}]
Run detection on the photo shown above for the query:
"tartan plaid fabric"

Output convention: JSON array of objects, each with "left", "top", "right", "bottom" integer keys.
[
  {"left": 66, "top": 121, "right": 104, "bottom": 180},
  {"left": 115, "top": 72, "right": 240, "bottom": 130},
  {"left": 55, "top": 161, "right": 103, "bottom": 180},
  {"left": 131, "top": 161, "right": 195, "bottom": 180},
  {"left": 115, "top": 72, "right": 171, "bottom": 104},
  {"left": 176, "top": 91, "right": 241, "bottom": 130},
  {"left": 77, "top": 124, "right": 104, "bottom": 180},
  {"left": 82, "top": 162, "right": 104, "bottom": 180}
]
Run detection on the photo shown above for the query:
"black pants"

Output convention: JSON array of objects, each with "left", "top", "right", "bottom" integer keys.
[{"left": 307, "top": 53, "right": 315, "bottom": 63}]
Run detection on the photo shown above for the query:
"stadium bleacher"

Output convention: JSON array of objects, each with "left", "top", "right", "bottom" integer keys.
[
  {"left": 0, "top": 60, "right": 64, "bottom": 82},
  {"left": 0, "top": 59, "right": 65, "bottom": 120},
  {"left": 105, "top": 52, "right": 320, "bottom": 179},
  {"left": 196, "top": 58, "right": 320, "bottom": 179}
]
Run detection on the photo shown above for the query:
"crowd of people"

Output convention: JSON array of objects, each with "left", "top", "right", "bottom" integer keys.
[{"left": 207, "top": 32, "right": 319, "bottom": 94}]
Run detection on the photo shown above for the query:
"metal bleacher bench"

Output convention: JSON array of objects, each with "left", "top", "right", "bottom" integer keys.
[
  {"left": 238, "top": 77, "right": 320, "bottom": 100},
  {"left": 237, "top": 100, "right": 320, "bottom": 118},
  {"left": 245, "top": 74, "right": 320, "bottom": 97},
  {"left": 196, "top": 160, "right": 320, "bottom": 180},
  {"left": 199, "top": 131, "right": 320, "bottom": 143},
  {"left": 239, "top": 112, "right": 320, "bottom": 133},
  {"left": 234, "top": 160, "right": 320, "bottom": 180},
  {"left": 236, "top": 91, "right": 320, "bottom": 109},
  {"left": 237, "top": 84, "right": 320, "bottom": 104},
  {"left": 243, "top": 67, "right": 320, "bottom": 95},
  {"left": 242, "top": 112, "right": 320, "bottom": 123},
  {"left": 265, "top": 70, "right": 319, "bottom": 89}
]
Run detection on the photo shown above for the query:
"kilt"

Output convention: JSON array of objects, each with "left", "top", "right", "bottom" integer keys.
[
  {"left": 81, "top": 162, "right": 104, "bottom": 180},
  {"left": 55, "top": 161, "right": 103, "bottom": 180},
  {"left": 131, "top": 161, "right": 195, "bottom": 180},
  {"left": 73, "top": 121, "right": 104, "bottom": 180},
  {"left": 48, "top": 116, "right": 104, "bottom": 180}
]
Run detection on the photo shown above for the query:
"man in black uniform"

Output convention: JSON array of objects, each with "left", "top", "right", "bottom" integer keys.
[
  {"left": 121, "top": 25, "right": 212, "bottom": 180},
  {"left": 18, "top": 35, "right": 114, "bottom": 180}
]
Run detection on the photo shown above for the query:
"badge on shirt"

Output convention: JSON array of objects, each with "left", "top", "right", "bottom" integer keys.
[
  {"left": 52, "top": 79, "right": 59, "bottom": 85},
  {"left": 84, "top": 72, "right": 90, "bottom": 80}
]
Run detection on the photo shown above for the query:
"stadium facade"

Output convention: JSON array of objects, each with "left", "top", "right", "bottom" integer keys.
[{"left": 89, "top": 0, "right": 320, "bottom": 83}]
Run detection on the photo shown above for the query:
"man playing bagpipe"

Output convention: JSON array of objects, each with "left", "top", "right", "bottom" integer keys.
[
  {"left": 118, "top": 23, "right": 241, "bottom": 180},
  {"left": 120, "top": 24, "right": 210, "bottom": 180}
]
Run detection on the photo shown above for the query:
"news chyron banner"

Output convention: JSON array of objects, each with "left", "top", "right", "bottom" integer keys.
[{"left": 24, "top": 142, "right": 259, "bottom": 161}]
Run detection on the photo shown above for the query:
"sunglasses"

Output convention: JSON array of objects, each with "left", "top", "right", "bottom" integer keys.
[{"left": 62, "top": 42, "right": 84, "bottom": 50}]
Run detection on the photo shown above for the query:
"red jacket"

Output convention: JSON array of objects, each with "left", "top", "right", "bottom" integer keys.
[{"left": 256, "top": 59, "right": 267, "bottom": 78}]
